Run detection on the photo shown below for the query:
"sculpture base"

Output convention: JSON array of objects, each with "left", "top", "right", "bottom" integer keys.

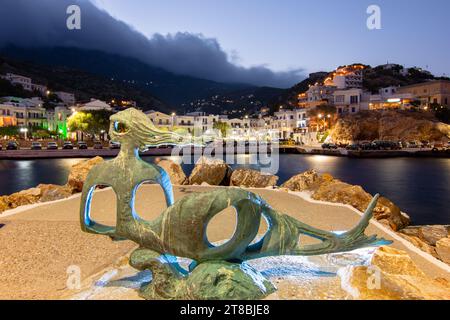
[{"left": 130, "top": 248, "right": 275, "bottom": 300}]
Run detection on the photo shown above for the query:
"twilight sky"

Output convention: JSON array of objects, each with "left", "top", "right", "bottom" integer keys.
[
  {"left": 1, "top": 0, "right": 449, "bottom": 87},
  {"left": 93, "top": 0, "right": 450, "bottom": 76}
]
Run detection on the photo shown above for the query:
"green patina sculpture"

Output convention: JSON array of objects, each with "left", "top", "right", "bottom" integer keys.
[{"left": 79, "top": 108, "right": 390, "bottom": 300}]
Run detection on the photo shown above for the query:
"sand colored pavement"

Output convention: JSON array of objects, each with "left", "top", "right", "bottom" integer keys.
[{"left": 0, "top": 185, "right": 449, "bottom": 299}]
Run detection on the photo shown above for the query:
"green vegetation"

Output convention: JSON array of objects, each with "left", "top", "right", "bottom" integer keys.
[
  {"left": 0, "top": 125, "right": 19, "bottom": 137},
  {"left": 430, "top": 103, "right": 450, "bottom": 124},
  {"left": 316, "top": 130, "right": 330, "bottom": 143},
  {"left": 213, "top": 121, "right": 231, "bottom": 138},
  {"left": 67, "top": 110, "right": 112, "bottom": 136}
]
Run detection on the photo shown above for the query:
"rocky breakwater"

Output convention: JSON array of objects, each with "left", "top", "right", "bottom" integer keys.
[
  {"left": 0, "top": 156, "right": 104, "bottom": 214},
  {"left": 281, "top": 170, "right": 410, "bottom": 231},
  {"left": 280, "top": 169, "right": 450, "bottom": 266},
  {"left": 330, "top": 109, "right": 450, "bottom": 144}
]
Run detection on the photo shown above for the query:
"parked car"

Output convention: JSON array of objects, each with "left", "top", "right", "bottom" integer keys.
[
  {"left": 322, "top": 143, "right": 338, "bottom": 150},
  {"left": 30, "top": 142, "right": 42, "bottom": 150},
  {"left": 77, "top": 141, "right": 88, "bottom": 150},
  {"left": 47, "top": 142, "right": 58, "bottom": 150},
  {"left": 360, "top": 141, "right": 373, "bottom": 150},
  {"left": 406, "top": 141, "right": 419, "bottom": 148},
  {"left": 109, "top": 141, "right": 121, "bottom": 149},
  {"left": 6, "top": 141, "right": 19, "bottom": 150},
  {"left": 420, "top": 140, "right": 431, "bottom": 148},
  {"left": 62, "top": 141, "right": 74, "bottom": 149},
  {"left": 432, "top": 142, "right": 446, "bottom": 152},
  {"left": 372, "top": 140, "right": 401, "bottom": 150},
  {"left": 346, "top": 143, "right": 361, "bottom": 151},
  {"left": 93, "top": 141, "right": 103, "bottom": 149}
]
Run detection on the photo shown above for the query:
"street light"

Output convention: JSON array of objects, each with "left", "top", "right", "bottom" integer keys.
[{"left": 20, "top": 127, "right": 29, "bottom": 140}]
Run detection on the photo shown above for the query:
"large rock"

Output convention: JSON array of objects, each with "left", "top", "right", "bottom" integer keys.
[
  {"left": 188, "top": 156, "right": 232, "bottom": 186},
  {"left": 417, "top": 226, "right": 449, "bottom": 246},
  {"left": 37, "top": 184, "right": 74, "bottom": 202},
  {"left": 397, "top": 233, "right": 438, "bottom": 258},
  {"left": 338, "top": 246, "right": 450, "bottom": 300},
  {"left": 0, "top": 196, "right": 10, "bottom": 213},
  {"left": 400, "top": 225, "right": 449, "bottom": 246},
  {"left": 280, "top": 170, "right": 321, "bottom": 191},
  {"left": 154, "top": 159, "right": 187, "bottom": 185},
  {"left": 436, "top": 237, "right": 450, "bottom": 265},
  {"left": 67, "top": 156, "right": 104, "bottom": 193},
  {"left": 311, "top": 178, "right": 409, "bottom": 231},
  {"left": 230, "top": 169, "right": 278, "bottom": 188},
  {"left": 5, "top": 187, "right": 42, "bottom": 208},
  {"left": 331, "top": 110, "right": 450, "bottom": 144}
]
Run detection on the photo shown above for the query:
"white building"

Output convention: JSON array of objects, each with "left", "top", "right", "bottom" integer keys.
[
  {"left": 77, "top": 99, "right": 112, "bottom": 112},
  {"left": 0, "top": 103, "right": 47, "bottom": 128},
  {"left": 369, "top": 86, "right": 415, "bottom": 110},
  {"left": 333, "top": 89, "right": 370, "bottom": 115},
  {"left": 55, "top": 91, "right": 76, "bottom": 105},
  {"left": 1, "top": 73, "right": 48, "bottom": 95},
  {"left": 324, "top": 65, "right": 365, "bottom": 89},
  {"left": 270, "top": 109, "right": 309, "bottom": 141}
]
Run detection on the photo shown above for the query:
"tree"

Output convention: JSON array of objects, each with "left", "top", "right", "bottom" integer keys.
[
  {"left": 213, "top": 121, "right": 231, "bottom": 138},
  {"left": 67, "top": 110, "right": 113, "bottom": 137},
  {"left": 0, "top": 126, "right": 19, "bottom": 137},
  {"left": 430, "top": 103, "right": 450, "bottom": 124}
]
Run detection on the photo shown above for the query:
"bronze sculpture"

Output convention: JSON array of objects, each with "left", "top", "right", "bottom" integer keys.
[{"left": 79, "top": 108, "right": 390, "bottom": 300}]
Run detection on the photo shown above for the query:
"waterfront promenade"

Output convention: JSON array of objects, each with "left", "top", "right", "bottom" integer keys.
[
  {"left": 0, "top": 185, "right": 448, "bottom": 299},
  {"left": 1, "top": 146, "right": 449, "bottom": 159}
]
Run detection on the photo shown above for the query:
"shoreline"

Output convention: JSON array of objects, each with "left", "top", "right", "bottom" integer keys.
[{"left": 1, "top": 146, "right": 449, "bottom": 160}]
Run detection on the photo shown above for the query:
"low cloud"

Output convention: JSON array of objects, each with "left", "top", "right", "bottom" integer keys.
[{"left": 0, "top": 0, "right": 304, "bottom": 87}]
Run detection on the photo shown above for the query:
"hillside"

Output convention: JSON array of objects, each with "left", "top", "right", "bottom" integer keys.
[
  {"left": 273, "top": 65, "right": 448, "bottom": 110},
  {"left": 186, "top": 86, "right": 285, "bottom": 117},
  {"left": 330, "top": 110, "right": 450, "bottom": 143},
  {"left": 0, "top": 46, "right": 259, "bottom": 108},
  {"left": 0, "top": 55, "right": 170, "bottom": 112}
]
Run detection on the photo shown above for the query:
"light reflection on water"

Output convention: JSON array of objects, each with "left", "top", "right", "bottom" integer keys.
[{"left": 0, "top": 155, "right": 449, "bottom": 225}]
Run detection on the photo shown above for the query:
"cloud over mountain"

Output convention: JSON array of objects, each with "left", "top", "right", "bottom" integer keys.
[{"left": 0, "top": 0, "right": 304, "bottom": 87}]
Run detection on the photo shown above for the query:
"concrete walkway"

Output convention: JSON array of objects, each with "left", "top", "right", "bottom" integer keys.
[{"left": 0, "top": 185, "right": 448, "bottom": 299}]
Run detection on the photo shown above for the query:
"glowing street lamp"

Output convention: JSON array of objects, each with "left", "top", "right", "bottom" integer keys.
[{"left": 20, "top": 127, "right": 29, "bottom": 140}]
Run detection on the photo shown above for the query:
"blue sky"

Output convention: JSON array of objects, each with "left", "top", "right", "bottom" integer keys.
[{"left": 92, "top": 0, "right": 450, "bottom": 76}]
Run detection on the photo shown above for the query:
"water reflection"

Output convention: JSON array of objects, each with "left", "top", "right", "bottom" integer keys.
[{"left": 0, "top": 155, "right": 449, "bottom": 225}]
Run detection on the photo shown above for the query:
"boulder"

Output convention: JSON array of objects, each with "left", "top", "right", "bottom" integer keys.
[
  {"left": 311, "top": 179, "right": 409, "bottom": 231},
  {"left": 397, "top": 233, "right": 438, "bottom": 258},
  {"left": 37, "top": 184, "right": 74, "bottom": 202},
  {"left": 67, "top": 156, "right": 104, "bottom": 193},
  {"left": 417, "top": 225, "right": 449, "bottom": 246},
  {"left": 280, "top": 170, "right": 320, "bottom": 191},
  {"left": 188, "top": 156, "right": 232, "bottom": 186},
  {"left": 5, "top": 187, "right": 42, "bottom": 208},
  {"left": 0, "top": 196, "right": 10, "bottom": 213},
  {"left": 331, "top": 109, "right": 450, "bottom": 144},
  {"left": 436, "top": 237, "right": 450, "bottom": 265},
  {"left": 154, "top": 159, "right": 187, "bottom": 185},
  {"left": 230, "top": 169, "right": 278, "bottom": 188},
  {"left": 338, "top": 246, "right": 450, "bottom": 300}
]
